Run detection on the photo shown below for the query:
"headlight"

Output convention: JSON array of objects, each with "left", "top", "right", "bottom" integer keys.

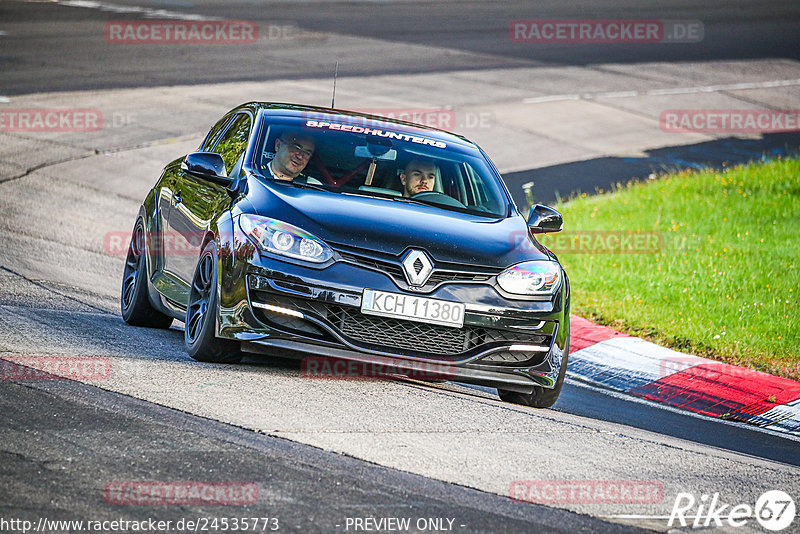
[
  {"left": 497, "top": 261, "right": 562, "bottom": 295},
  {"left": 238, "top": 214, "right": 333, "bottom": 263}
]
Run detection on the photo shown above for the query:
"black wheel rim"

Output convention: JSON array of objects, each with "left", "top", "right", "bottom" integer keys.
[
  {"left": 186, "top": 252, "right": 213, "bottom": 343},
  {"left": 121, "top": 224, "right": 145, "bottom": 311}
]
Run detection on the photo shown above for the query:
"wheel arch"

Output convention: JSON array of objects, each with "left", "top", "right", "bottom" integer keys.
[
  {"left": 209, "top": 211, "right": 238, "bottom": 337},
  {"left": 135, "top": 189, "right": 183, "bottom": 320}
]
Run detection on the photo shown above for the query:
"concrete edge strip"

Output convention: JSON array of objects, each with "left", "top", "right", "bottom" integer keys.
[{"left": 567, "top": 315, "right": 800, "bottom": 436}]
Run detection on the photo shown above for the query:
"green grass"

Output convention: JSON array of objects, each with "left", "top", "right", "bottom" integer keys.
[{"left": 538, "top": 157, "right": 800, "bottom": 380}]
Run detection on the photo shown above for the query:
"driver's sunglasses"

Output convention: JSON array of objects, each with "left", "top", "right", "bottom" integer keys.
[{"left": 284, "top": 140, "right": 313, "bottom": 158}]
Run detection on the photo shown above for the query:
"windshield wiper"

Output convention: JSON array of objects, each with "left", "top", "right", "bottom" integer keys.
[
  {"left": 388, "top": 196, "right": 428, "bottom": 206},
  {"left": 391, "top": 195, "right": 501, "bottom": 217},
  {"left": 287, "top": 180, "right": 329, "bottom": 192},
  {"left": 340, "top": 190, "right": 424, "bottom": 204}
]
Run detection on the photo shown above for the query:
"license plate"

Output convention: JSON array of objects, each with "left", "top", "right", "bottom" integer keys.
[{"left": 361, "top": 289, "right": 465, "bottom": 328}]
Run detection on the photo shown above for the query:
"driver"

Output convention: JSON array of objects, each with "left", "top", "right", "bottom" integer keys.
[
  {"left": 399, "top": 157, "right": 438, "bottom": 198},
  {"left": 267, "top": 130, "right": 321, "bottom": 184}
]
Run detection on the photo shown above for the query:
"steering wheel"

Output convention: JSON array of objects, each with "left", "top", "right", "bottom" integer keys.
[{"left": 410, "top": 191, "right": 466, "bottom": 208}]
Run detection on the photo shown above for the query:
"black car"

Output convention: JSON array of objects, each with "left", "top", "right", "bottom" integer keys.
[{"left": 121, "top": 103, "right": 570, "bottom": 407}]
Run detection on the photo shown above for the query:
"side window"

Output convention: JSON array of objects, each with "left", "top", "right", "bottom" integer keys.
[
  {"left": 212, "top": 114, "right": 252, "bottom": 173},
  {"left": 201, "top": 114, "right": 234, "bottom": 152}
]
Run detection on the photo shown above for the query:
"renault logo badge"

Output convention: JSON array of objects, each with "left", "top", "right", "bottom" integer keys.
[{"left": 402, "top": 250, "right": 433, "bottom": 286}]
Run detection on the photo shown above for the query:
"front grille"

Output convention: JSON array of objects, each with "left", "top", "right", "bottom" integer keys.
[
  {"left": 328, "top": 305, "right": 469, "bottom": 355},
  {"left": 427, "top": 271, "right": 492, "bottom": 284},
  {"left": 333, "top": 246, "right": 500, "bottom": 289},
  {"left": 251, "top": 290, "right": 553, "bottom": 360},
  {"left": 336, "top": 251, "right": 405, "bottom": 280}
]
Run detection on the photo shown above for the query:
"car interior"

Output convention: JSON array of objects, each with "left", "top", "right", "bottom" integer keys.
[{"left": 258, "top": 124, "right": 504, "bottom": 215}]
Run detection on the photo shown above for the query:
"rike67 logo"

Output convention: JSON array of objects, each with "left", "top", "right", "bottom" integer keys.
[{"left": 669, "top": 490, "right": 796, "bottom": 531}]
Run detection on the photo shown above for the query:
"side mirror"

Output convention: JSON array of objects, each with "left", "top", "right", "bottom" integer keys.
[
  {"left": 527, "top": 204, "right": 563, "bottom": 233},
  {"left": 181, "top": 152, "right": 233, "bottom": 186}
]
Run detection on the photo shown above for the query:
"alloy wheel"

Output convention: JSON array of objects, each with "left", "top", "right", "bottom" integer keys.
[{"left": 186, "top": 252, "right": 214, "bottom": 343}]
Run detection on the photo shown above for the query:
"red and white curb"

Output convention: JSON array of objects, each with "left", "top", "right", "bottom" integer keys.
[{"left": 567, "top": 315, "right": 800, "bottom": 436}]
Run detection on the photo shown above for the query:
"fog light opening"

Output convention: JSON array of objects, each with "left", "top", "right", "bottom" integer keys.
[
  {"left": 508, "top": 344, "right": 550, "bottom": 352},
  {"left": 252, "top": 301, "right": 305, "bottom": 319}
]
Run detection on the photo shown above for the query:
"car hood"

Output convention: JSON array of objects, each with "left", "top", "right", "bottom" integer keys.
[{"left": 246, "top": 178, "right": 550, "bottom": 267}]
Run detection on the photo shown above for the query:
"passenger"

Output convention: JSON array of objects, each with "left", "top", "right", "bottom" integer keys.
[
  {"left": 266, "top": 130, "right": 320, "bottom": 184},
  {"left": 399, "top": 158, "right": 438, "bottom": 198}
]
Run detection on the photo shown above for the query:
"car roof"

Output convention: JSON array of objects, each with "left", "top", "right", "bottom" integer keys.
[{"left": 234, "top": 102, "right": 478, "bottom": 150}]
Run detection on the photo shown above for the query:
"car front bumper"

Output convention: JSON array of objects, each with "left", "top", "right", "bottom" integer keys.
[{"left": 217, "top": 249, "right": 569, "bottom": 393}]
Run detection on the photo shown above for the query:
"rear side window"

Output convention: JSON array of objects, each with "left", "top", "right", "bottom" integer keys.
[{"left": 213, "top": 114, "right": 252, "bottom": 172}]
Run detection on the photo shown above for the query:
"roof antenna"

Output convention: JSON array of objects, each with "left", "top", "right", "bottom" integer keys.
[{"left": 331, "top": 60, "right": 339, "bottom": 109}]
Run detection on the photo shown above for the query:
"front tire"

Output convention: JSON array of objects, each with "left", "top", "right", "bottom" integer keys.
[
  {"left": 185, "top": 240, "right": 242, "bottom": 363},
  {"left": 121, "top": 220, "right": 173, "bottom": 329},
  {"left": 498, "top": 341, "right": 569, "bottom": 409}
]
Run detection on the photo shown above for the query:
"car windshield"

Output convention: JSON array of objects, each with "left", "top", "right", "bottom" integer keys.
[{"left": 254, "top": 115, "right": 510, "bottom": 217}]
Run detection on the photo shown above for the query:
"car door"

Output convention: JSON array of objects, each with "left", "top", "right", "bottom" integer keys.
[
  {"left": 153, "top": 113, "right": 236, "bottom": 303},
  {"left": 164, "top": 112, "right": 253, "bottom": 305}
]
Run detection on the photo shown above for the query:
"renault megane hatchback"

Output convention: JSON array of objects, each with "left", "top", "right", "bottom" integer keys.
[{"left": 121, "top": 103, "right": 570, "bottom": 407}]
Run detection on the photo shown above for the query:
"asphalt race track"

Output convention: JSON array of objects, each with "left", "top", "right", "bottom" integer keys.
[
  {"left": 3, "top": 0, "right": 800, "bottom": 94},
  {"left": 1, "top": 1, "right": 799, "bottom": 533}
]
